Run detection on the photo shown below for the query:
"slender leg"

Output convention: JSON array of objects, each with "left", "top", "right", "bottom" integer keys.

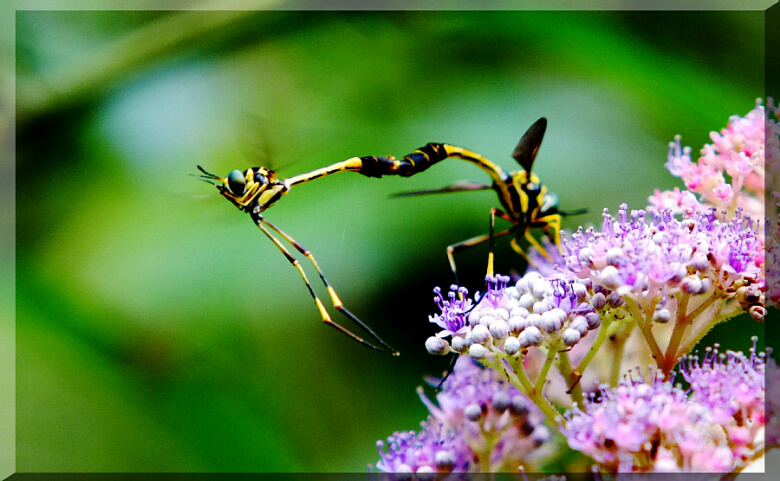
[
  {"left": 446, "top": 226, "right": 514, "bottom": 285},
  {"left": 536, "top": 213, "right": 563, "bottom": 254},
  {"left": 253, "top": 214, "right": 397, "bottom": 354}
]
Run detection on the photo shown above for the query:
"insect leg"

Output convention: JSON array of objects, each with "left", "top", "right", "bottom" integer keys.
[
  {"left": 446, "top": 224, "right": 514, "bottom": 285},
  {"left": 256, "top": 215, "right": 398, "bottom": 355},
  {"left": 536, "top": 213, "right": 563, "bottom": 254}
]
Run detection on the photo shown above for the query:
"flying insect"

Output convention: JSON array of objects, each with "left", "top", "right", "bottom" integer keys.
[{"left": 389, "top": 118, "right": 587, "bottom": 283}]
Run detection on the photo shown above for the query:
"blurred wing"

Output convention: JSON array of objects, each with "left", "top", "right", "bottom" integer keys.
[
  {"left": 512, "top": 117, "right": 547, "bottom": 173},
  {"left": 390, "top": 180, "right": 491, "bottom": 198}
]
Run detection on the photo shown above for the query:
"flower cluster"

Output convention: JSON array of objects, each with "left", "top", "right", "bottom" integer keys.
[
  {"left": 372, "top": 100, "right": 775, "bottom": 475},
  {"left": 374, "top": 356, "right": 551, "bottom": 475},
  {"left": 648, "top": 98, "right": 776, "bottom": 220},
  {"left": 560, "top": 341, "right": 767, "bottom": 472},
  {"left": 426, "top": 274, "right": 603, "bottom": 360},
  {"left": 679, "top": 340, "right": 766, "bottom": 463}
]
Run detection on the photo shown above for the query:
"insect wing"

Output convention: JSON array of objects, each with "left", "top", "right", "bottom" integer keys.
[
  {"left": 390, "top": 180, "right": 491, "bottom": 198},
  {"left": 512, "top": 117, "right": 547, "bottom": 173}
]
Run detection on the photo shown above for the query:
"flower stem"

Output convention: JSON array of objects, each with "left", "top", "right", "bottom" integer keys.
[
  {"left": 675, "top": 298, "right": 737, "bottom": 360},
  {"left": 576, "top": 312, "right": 612, "bottom": 376},
  {"left": 624, "top": 297, "right": 665, "bottom": 376},
  {"left": 609, "top": 331, "right": 628, "bottom": 386},
  {"left": 535, "top": 347, "right": 557, "bottom": 395},
  {"left": 665, "top": 291, "right": 720, "bottom": 370},
  {"left": 499, "top": 356, "right": 561, "bottom": 427},
  {"left": 556, "top": 349, "right": 584, "bottom": 405}
]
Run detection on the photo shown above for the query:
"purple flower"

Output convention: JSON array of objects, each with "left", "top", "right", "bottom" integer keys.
[
  {"left": 560, "top": 368, "right": 730, "bottom": 472},
  {"left": 428, "top": 285, "right": 472, "bottom": 337},
  {"left": 374, "top": 419, "right": 470, "bottom": 475},
  {"left": 425, "top": 357, "right": 551, "bottom": 471}
]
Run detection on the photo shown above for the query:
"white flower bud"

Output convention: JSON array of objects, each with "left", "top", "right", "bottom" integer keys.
[
  {"left": 493, "top": 308, "right": 509, "bottom": 321},
  {"left": 509, "top": 307, "right": 529, "bottom": 318},
  {"left": 492, "top": 391, "right": 511, "bottom": 413},
  {"left": 434, "top": 450, "right": 455, "bottom": 471},
  {"left": 572, "top": 282, "right": 588, "bottom": 299},
  {"left": 541, "top": 310, "right": 562, "bottom": 333},
  {"left": 605, "top": 247, "right": 624, "bottom": 266},
  {"left": 525, "top": 313, "right": 542, "bottom": 328},
  {"left": 464, "top": 403, "right": 482, "bottom": 421},
  {"left": 451, "top": 336, "right": 466, "bottom": 352},
  {"left": 562, "top": 328, "right": 581, "bottom": 346},
  {"left": 533, "top": 300, "right": 551, "bottom": 314},
  {"left": 468, "top": 343, "right": 486, "bottom": 359},
  {"left": 489, "top": 319, "right": 510, "bottom": 339},
  {"left": 471, "top": 324, "right": 491, "bottom": 344},
  {"left": 518, "top": 293, "right": 535, "bottom": 309},
  {"left": 600, "top": 265, "right": 622, "bottom": 288},
  {"left": 569, "top": 316, "right": 589, "bottom": 335},
  {"left": 681, "top": 275, "right": 702, "bottom": 294},
  {"left": 691, "top": 253, "right": 710, "bottom": 272},
  {"left": 425, "top": 336, "right": 450, "bottom": 355},
  {"left": 532, "top": 280, "right": 551, "bottom": 299},
  {"left": 652, "top": 308, "right": 671, "bottom": 324},
  {"left": 468, "top": 309, "right": 482, "bottom": 325},
  {"left": 504, "top": 336, "right": 520, "bottom": 355},
  {"left": 578, "top": 247, "right": 594, "bottom": 267},
  {"left": 478, "top": 314, "right": 496, "bottom": 327},
  {"left": 519, "top": 326, "right": 542, "bottom": 347},
  {"left": 508, "top": 316, "right": 526, "bottom": 333}
]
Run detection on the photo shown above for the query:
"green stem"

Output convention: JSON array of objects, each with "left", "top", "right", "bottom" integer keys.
[
  {"left": 502, "top": 356, "right": 561, "bottom": 427},
  {"left": 535, "top": 347, "right": 557, "bottom": 395},
  {"left": 610, "top": 332, "right": 628, "bottom": 386},
  {"left": 675, "top": 299, "right": 737, "bottom": 360},
  {"left": 576, "top": 313, "right": 612, "bottom": 376},
  {"left": 557, "top": 349, "right": 584, "bottom": 405},
  {"left": 665, "top": 291, "right": 719, "bottom": 370},
  {"left": 624, "top": 297, "right": 665, "bottom": 376}
]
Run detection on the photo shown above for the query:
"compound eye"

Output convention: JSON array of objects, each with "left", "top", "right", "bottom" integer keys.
[{"left": 226, "top": 170, "right": 247, "bottom": 196}]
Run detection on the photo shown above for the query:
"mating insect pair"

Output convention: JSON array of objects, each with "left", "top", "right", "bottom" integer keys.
[{"left": 197, "top": 118, "right": 584, "bottom": 354}]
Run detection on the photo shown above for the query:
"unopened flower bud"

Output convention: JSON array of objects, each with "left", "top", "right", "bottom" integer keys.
[
  {"left": 570, "top": 316, "right": 589, "bottom": 335},
  {"left": 600, "top": 265, "right": 621, "bottom": 288},
  {"left": 468, "top": 343, "right": 486, "bottom": 359},
  {"left": 606, "top": 247, "right": 624, "bottom": 266},
  {"left": 471, "top": 324, "right": 491, "bottom": 344},
  {"left": 585, "top": 312, "right": 602, "bottom": 329},
  {"left": 492, "top": 391, "right": 510, "bottom": 413},
  {"left": 510, "top": 395, "right": 528, "bottom": 416},
  {"left": 519, "top": 326, "right": 542, "bottom": 347},
  {"left": 425, "top": 336, "right": 450, "bottom": 355},
  {"left": 434, "top": 450, "right": 455, "bottom": 472},
  {"left": 681, "top": 275, "right": 702, "bottom": 294},
  {"left": 691, "top": 253, "right": 710, "bottom": 272},
  {"left": 541, "top": 310, "right": 562, "bottom": 333},
  {"left": 578, "top": 247, "right": 594, "bottom": 267},
  {"left": 518, "top": 293, "right": 535, "bottom": 309},
  {"left": 450, "top": 336, "right": 466, "bottom": 352},
  {"left": 562, "top": 328, "right": 582, "bottom": 346},
  {"left": 652, "top": 308, "right": 671, "bottom": 324},
  {"left": 493, "top": 308, "right": 509, "bottom": 321},
  {"left": 607, "top": 291, "right": 624, "bottom": 307},
  {"left": 490, "top": 319, "right": 510, "bottom": 339},
  {"left": 504, "top": 336, "right": 520, "bottom": 355},
  {"left": 525, "top": 313, "right": 542, "bottom": 328},
  {"left": 464, "top": 403, "right": 482, "bottom": 422},
  {"left": 591, "top": 292, "right": 607, "bottom": 310}
]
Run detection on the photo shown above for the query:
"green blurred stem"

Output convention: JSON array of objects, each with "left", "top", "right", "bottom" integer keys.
[
  {"left": 534, "top": 347, "right": 556, "bottom": 395},
  {"left": 676, "top": 298, "right": 736, "bottom": 360},
  {"left": 624, "top": 297, "right": 665, "bottom": 376},
  {"left": 665, "top": 291, "right": 720, "bottom": 370},
  {"left": 575, "top": 311, "right": 612, "bottom": 382},
  {"left": 609, "top": 331, "right": 628, "bottom": 386},
  {"left": 501, "top": 356, "right": 560, "bottom": 428},
  {"left": 556, "top": 349, "right": 583, "bottom": 405}
]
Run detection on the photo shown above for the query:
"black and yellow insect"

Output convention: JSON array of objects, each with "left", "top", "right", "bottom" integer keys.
[
  {"left": 197, "top": 152, "right": 453, "bottom": 355},
  {"left": 389, "top": 117, "right": 586, "bottom": 283}
]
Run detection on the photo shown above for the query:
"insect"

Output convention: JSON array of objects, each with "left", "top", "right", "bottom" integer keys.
[
  {"left": 389, "top": 117, "right": 587, "bottom": 283},
  {"left": 197, "top": 152, "right": 450, "bottom": 355}
]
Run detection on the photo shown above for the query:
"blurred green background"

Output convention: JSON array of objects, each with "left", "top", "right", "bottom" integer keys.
[{"left": 12, "top": 8, "right": 765, "bottom": 472}]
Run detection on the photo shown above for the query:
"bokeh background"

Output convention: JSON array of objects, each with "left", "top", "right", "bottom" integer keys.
[{"left": 10, "top": 7, "right": 766, "bottom": 472}]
